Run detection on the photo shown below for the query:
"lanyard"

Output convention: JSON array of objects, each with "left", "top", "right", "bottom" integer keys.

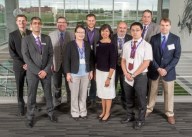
[
  {"left": 131, "top": 39, "right": 143, "bottom": 53},
  {"left": 76, "top": 42, "right": 85, "bottom": 59}
]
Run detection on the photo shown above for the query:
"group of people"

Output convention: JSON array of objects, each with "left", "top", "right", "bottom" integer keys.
[{"left": 9, "top": 9, "right": 181, "bottom": 129}]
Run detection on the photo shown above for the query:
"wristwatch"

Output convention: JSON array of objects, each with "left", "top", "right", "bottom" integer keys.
[
  {"left": 131, "top": 74, "right": 135, "bottom": 79},
  {"left": 107, "top": 77, "right": 111, "bottom": 80}
]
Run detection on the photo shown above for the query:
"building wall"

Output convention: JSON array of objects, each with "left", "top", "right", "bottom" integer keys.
[{"left": 169, "top": 0, "right": 192, "bottom": 51}]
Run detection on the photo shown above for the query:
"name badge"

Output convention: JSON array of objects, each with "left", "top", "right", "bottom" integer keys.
[
  {"left": 118, "top": 49, "right": 122, "bottom": 55},
  {"left": 90, "top": 45, "right": 93, "bottom": 50},
  {"left": 128, "top": 58, "right": 134, "bottom": 64},
  {"left": 168, "top": 44, "right": 175, "bottom": 50},
  {"left": 80, "top": 59, "right": 86, "bottom": 64},
  {"left": 41, "top": 43, "right": 46, "bottom": 45}
]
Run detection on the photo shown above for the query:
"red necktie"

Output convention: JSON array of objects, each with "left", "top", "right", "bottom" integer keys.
[{"left": 128, "top": 41, "right": 137, "bottom": 70}]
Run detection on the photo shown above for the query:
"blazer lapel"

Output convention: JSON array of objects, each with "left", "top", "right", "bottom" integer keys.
[
  {"left": 156, "top": 34, "right": 163, "bottom": 56},
  {"left": 163, "top": 33, "right": 172, "bottom": 54},
  {"left": 41, "top": 34, "right": 46, "bottom": 55},
  {"left": 30, "top": 34, "right": 40, "bottom": 53}
]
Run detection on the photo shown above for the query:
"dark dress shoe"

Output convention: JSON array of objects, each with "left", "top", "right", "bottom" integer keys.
[
  {"left": 72, "top": 117, "right": 79, "bottom": 121},
  {"left": 48, "top": 115, "right": 58, "bottom": 122},
  {"left": 133, "top": 121, "right": 144, "bottom": 130},
  {"left": 54, "top": 105, "right": 61, "bottom": 111},
  {"left": 121, "top": 117, "right": 135, "bottom": 124},
  {"left": 26, "top": 120, "right": 34, "bottom": 128},
  {"left": 81, "top": 116, "right": 88, "bottom": 120}
]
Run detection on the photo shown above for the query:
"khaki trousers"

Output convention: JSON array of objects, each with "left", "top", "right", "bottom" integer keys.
[
  {"left": 69, "top": 75, "right": 89, "bottom": 117},
  {"left": 147, "top": 76, "right": 174, "bottom": 117}
]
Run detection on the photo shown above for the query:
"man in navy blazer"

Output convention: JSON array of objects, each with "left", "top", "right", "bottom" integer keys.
[{"left": 146, "top": 18, "right": 181, "bottom": 125}]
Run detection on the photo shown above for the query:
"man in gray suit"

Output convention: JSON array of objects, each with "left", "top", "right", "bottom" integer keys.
[
  {"left": 49, "top": 17, "right": 74, "bottom": 109},
  {"left": 22, "top": 17, "right": 57, "bottom": 128},
  {"left": 141, "top": 9, "right": 160, "bottom": 42}
]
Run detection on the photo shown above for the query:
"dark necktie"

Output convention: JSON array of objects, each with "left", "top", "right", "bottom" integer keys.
[
  {"left": 60, "top": 32, "right": 64, "bottom": 46},
  {"left": 21, "top": 32, "right": 26, "bottom": 38},
  {"left": 35, "top": 37, "right": 42, "bottom": 54},
  {"left": 128, "top": 41, "right": 137, "bottom": 70},
  {"left": 142, "top": 26, "right": 146, "bottom": 38},
  {"left": 161, "top": 35, "right": 166, "bottom": 52},
  {"left": 118, "top": 38, "right": 123, "bottom": 49}
]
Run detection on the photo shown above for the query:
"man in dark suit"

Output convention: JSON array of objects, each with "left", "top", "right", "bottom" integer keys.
[
  {"left": 146, "top": 18, "right": 181, "bottom": 125},
  {"left": 49, "top": 16, "right": 74, "bottom": 109},
  {"left": 9, "top": 14, "right": 31, "bottom": 116},
  {"left": 84, "top": 13, "right": 100, "bottom": 109},
  {"left": 141, "top": 9, "right": 160, "bottom": 43},
  {"left": 22, "top": 17, "right": 57, "bottom": 128},
  {"left": 111, "top": 21, "right": 132, "bottom": 108}
]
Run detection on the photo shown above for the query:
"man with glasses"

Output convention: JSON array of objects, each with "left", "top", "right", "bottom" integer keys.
[
  {"left": 9, "top": 14, "right": 31, "bottom": 116},
  {"left": 112, "top": 21, "right": 132, "bottom": 109},
  {"left": 84, "top": 14, "right": 100, "bottom": 109},
  {"left": 49, "top": 16, "right": 74, "bottom": 110},
  {"left": 22, "top": 17, "right": 57, "bottom": 128},
  {"left": 121, "top": 22, "right": 152, "bottom": 129}
]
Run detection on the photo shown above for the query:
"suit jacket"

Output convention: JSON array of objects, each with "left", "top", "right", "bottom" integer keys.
[
  {"left": 21, "top": 33, "right": 53, "bottom": 76},
  {"left": 144, "top": 22, "right": 160, "bottom": 43},
  {"left": 64, "top": 40, "right": 93, "bottom": 74},
  {"left": 9, "top": 29, "right": 31, "bottom": 71},
  {"left": 49, "top": 30, "right": 74, "bottom": 72},
  {"left": 84, "top": 27, "right": 100, "bottom": 58},
  {"left": 111, "top": 33, "right": 132, "bottom": 65},
  {"left": 148, "top": 33, "right": 181, "bottom": 81}
]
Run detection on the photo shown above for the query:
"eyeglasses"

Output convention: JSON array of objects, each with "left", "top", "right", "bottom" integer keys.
[
  {"left": 76, "top": 32, "right": 85, "bottom": 34},
  {"left": 57, "top": 22, "right": 67, "bottom": 24},
  {"left": 131, "top": 29, "right": 141, "bottom": 32},
  {"left": 32, "top": 22, "right": 42, "bottom": 25}
]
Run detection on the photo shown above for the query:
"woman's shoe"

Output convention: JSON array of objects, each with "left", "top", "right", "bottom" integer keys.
[
  {"left": 101, "top": 114, "right": 111, "bottom": 122},
  {"left": 97, "top": 115, "right": 104, "bottom": 120}
]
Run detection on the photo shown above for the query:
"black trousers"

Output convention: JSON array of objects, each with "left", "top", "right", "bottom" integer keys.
[
  {"left": 115, "top": 65, "right": 125, "bottom": 102},
  {"left": 124, "top": 73, "right": 148, "bottom": 122},
  {"left": 52, "top": 66, "right": 71, "bottom": 105},
  {"left": 26, "top": 72, "right": 54, "bottom": 121},
  {"left": 14, "top": 70, "right": 26, "bottom": 113}
]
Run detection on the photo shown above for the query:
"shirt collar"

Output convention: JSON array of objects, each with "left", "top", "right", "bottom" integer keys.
[
  {"left": 161, "top": 33, "right": 169, "bottom": 39},
  {"left": 86, "top": 27, "right": 95, "bottom": 32},
  {"left": 132, "top": 37, "right": 142, "bottom": 44},
  {"left": 32, "top": 33, "right": 41, "bottom": 39}
]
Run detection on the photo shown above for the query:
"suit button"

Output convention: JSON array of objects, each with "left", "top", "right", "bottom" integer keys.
[{"left": 161, "top": 58, "right": 163, "bottom": 60}]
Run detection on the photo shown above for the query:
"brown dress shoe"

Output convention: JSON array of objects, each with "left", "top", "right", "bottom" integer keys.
[
  {"left": 145, "top": 112, "right": 151, "bottom": 118},
  {"left": 167, "top": 116, "right": 175, "bottom": 125}
]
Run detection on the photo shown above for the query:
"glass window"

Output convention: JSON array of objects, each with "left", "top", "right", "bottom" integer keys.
[
  {"left": 0, "top": 0, "right": 6, "bottom": 44},
  {"left": 90, "top": 0, "right": 113, "bottom": 27}
]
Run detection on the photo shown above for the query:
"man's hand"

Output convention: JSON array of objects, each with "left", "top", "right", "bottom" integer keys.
[
  {"left": 23, "top": 64, "right": 27, "bottom": 70},
  {"left": 157, "top": 68, "right": 167, "bottom": 77},
  {"left": 38, "top": 70, "right": 47, "bottom": 79},
  {"left": 125, "top": 72, "right": 134, "bottom": 81}
]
